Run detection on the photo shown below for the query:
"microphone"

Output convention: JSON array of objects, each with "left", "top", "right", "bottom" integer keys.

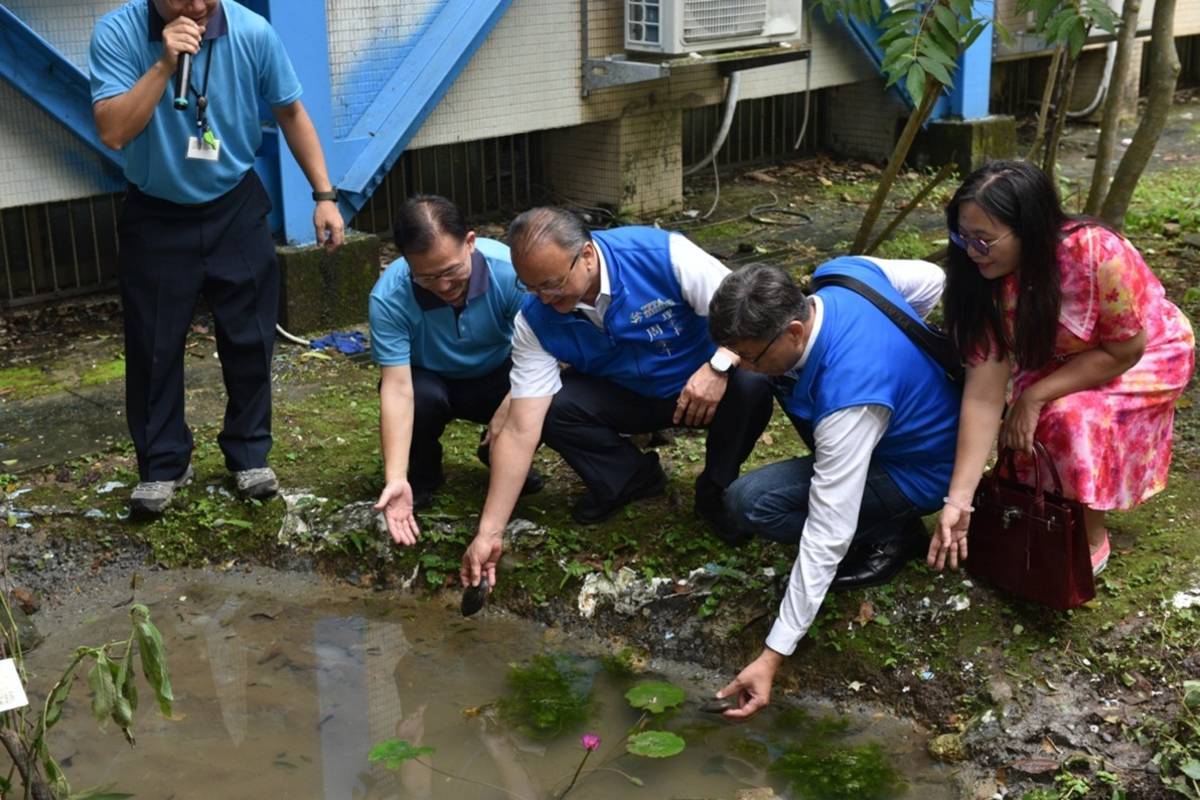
[{"left": 173, "top": 52, "right": 192, "bottom": 110}]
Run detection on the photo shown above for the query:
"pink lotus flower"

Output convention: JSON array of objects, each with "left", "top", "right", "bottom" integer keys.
[{"left": 581, "top": 733, "right": 601, "bottom": 752}]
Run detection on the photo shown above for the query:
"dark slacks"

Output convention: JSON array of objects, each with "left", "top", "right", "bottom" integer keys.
[
  {"left": 118, "top": 171, "right": 277, "bottom": 481},
  {"left": 724, "top": 400, "right": 933, "bottom": 545},
  {"left": 540, "top": 368, "right": 774, "bottom": 504},
  {"left": 409, "top": 358, "right": 513, "bottom": 492}
]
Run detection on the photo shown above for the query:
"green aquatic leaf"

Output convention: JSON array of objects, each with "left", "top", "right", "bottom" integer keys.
[
  {"left": 368, "top": 739, "right": 436, "bottom": 770},
  {"left": 624, "top": 681, "right": 685, "bottom": 714},
  {"left": 627, "top": 730, "right": 686, "bottom": 758}
]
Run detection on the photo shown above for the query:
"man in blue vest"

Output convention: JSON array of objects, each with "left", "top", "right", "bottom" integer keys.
[
  {"left": 369, "top": 196, "right": 541, "bottom": 545},
  {"left": 704, "top": 260, "right": 960, "bottom": 720},
  {"left": 89, "top": 0, "right": 343, "bottom": 515},
  {"left": 460, "top": 207, "right": 773, "bottom": 588}
]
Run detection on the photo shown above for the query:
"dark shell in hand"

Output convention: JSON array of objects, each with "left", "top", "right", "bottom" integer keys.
[
  {"left": 461, "top": 577, "right": 490, "bottom": 617},
  {"left": 699, "top": 696, "right": 740, "bottom": 714}
]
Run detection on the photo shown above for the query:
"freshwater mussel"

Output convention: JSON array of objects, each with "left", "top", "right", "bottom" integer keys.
[
  {"left": 461, "top": 576, "right": 490, "bottom": 617},
  {"left": 699, "top": 695, "right": 741, "bottom": 714}
]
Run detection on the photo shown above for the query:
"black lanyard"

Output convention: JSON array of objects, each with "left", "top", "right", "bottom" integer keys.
[{"left": 188, "top": 39, "right": 215, "bottom": 137}]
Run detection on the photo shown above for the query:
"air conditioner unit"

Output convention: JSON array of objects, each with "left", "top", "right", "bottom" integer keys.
[{"left": 624, "top": 0, "right": 804, "bottom": 55}]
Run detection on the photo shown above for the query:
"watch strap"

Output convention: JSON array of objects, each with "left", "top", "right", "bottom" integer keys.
[{"left": 312, "top": 189, "right": 338, "bottom": 202}]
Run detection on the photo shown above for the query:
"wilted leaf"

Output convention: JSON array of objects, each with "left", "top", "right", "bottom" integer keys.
[
  {"left": 627, "top": 730, "right": 686, "bottom": 758},
  {"left": 625, "top": 681, "right": 685, "bottom": 714},
  {"left": 854, "top": 601, "right": 876, "bottom": 625},
  {"left": 131, "top": 605, "right": 174, "bottom": 717},
  {"left": 88, "top": 653, "right": 118, "bottom": 723},
  {"left": 1179, "top": 760, "right": 1200, "bottom": 780},
  {"left": 44, "top": 672, "right": 76, "bottom": 730}
]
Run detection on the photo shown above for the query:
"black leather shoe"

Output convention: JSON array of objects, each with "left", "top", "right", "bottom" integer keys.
[
  {"left": 695, "top": 481, "right": 751, "bottom": 547},
  {"left": 520, "top": 470, "right": 544, "bottom": 497},
  {"left": 829, "top": 518, "right": 928, "bottom": 591},
  {"left": 571, "top": 454, "right": 667, "bottom": 524}
]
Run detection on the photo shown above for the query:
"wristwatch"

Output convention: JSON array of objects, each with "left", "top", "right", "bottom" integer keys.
[
  {"left": 312, "top": 189, "right": 338, "bottom": 202},
  {"left": 708, "top": 350, "right": 734, "bottom": 375}
]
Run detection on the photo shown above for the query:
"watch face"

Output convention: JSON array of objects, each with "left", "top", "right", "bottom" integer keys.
[{"left": 710, "top": 351, "right": 732, "bottom": 372}]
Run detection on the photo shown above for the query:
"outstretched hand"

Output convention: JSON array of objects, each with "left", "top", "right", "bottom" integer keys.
[
  {"left": 375, "top": 480, "right": 420, "bottom": 546},
  {"left": 716, "top": 648, "right": 784, "bottom": 721},
  {"left": 927, "top": 503, "right": 970, "bottom": 570}
]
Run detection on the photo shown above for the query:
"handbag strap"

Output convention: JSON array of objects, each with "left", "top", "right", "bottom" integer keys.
[
  {"left": 810, "top": 273, "right": 965, "bottom": 384},
  {"left": 995, "top": 442, "right": 1065, "bottom": 497}
]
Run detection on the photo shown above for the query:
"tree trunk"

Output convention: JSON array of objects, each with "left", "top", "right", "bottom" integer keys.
[
  {"left": 1026, "top": 45, "right": 1065, "bottom": 163},
  {"left": 1085, "top": 0, "right": 1142, "bottom": 215},
  {"left": 1042, "top": 49, "right": 1081, "bottom": 178},
  {"left": 852, "top": 75, "right": 941, "bottom": 253},
  {"left": 1101, "top": 0, "right": 1180, "bottom": 228},
  {"left": 0, "top": 729, "right": 52, "bottom": 800}
]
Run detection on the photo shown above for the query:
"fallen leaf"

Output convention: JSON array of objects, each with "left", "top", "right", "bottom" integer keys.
[
  {"left": 854, "top": 601, "right": 876, "bottom": 626},
  {"left": 818, "top": 176, "right": 834, "bottom": 187},
  {"left": 745, "top": 170, "right": 779, "bottom": 184},
  {"left": 1010, "top": 757, "right": 1060, "bottom": 775}
]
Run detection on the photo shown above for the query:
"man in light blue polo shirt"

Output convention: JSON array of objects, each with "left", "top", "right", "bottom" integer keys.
[
  {"left": 89, "top": 0, "right": 343, "bottom": 515},
  {"left": 370, "top": 196, "right": 541, "bottom": 546}
]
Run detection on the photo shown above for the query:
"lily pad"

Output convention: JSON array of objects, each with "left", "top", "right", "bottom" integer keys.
[
  {"left": 368, "top": 739, "right": 436, "bottom": 769},
  {"left": 625, "top": 681, "right": 685, "bottom": 714},
  {"left": 627, "top": 730, "right": 686, "bottom": 758}
]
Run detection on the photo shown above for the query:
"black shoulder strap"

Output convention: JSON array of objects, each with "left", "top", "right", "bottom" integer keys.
[{"left": 811, "top": 272, "right": 965, "bottom": 385}]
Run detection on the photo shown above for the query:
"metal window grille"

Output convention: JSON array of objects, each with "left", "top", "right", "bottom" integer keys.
[
  {"left": 683, "top": 89, "right": 825, "bottom": 171},
  {"left": 1, "top": 194, "right": 121, "bottom": 308},
  {"left": 350, "top": 132, "right": 544, "bottom": 236}
]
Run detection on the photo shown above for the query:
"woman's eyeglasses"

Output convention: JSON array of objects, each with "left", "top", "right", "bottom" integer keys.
[{"left": 949, "top": 229, "right": 1013, "bottom": 257}]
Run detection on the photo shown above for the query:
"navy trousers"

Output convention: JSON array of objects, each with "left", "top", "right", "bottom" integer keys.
[
  {"left": 408, "top": 358, "right": 513, "bottom": 492},
  {"left": 540, "top": 368, "right": 774, "bottom": 504},
  {"left": 118, "top": 171, "right": 277, "bottom": 481}
]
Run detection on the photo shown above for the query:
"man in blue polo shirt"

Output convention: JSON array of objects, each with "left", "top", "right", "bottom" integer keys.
[
  {"left": 89, "top": 0, "right": 343, "bottom": 515},
  {"left": 370, "top": 196, "right": 541, "bottom": 545},
  {"left": 459, "top": 207, "right": 773, "bottom": 590},
  {"left": 703, "top": 260, "right": 959, "bottom": 720}
]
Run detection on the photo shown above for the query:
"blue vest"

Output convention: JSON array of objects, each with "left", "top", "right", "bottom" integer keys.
[
  {"left": 521, "top": 227, "right": 716, "bottom": 399},
  {"left": 783, "top": 257, "right": 961, "bottom": 508}
]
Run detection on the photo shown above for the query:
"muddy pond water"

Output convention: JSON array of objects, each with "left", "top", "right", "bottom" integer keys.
[{"left": 21, "top": 573, "right": 956, "bottom": 799}]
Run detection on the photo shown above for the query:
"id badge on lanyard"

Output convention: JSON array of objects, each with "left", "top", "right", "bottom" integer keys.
[{"left": 184, "top": 41, "right": 220, "bottom": 161}]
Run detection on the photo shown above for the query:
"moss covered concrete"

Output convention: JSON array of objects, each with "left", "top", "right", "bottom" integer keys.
[{"left": 277, "top": 231, "right": 381, "bottom": 334}]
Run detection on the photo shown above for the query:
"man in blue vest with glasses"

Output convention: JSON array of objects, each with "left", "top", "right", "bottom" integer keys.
[
  {"left": 89, "top": 0, "right": 343, "bottom": 515},
  {"left": 702, "top": 260, "right": 960, "bottom": 720},
  {"left": 460, "top": 206, "right": 773, "bottom": 590}
]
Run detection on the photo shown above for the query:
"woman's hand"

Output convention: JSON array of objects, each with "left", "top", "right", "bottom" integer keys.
[
  {"left": 927, "top": 503, "right": 971, "bottom": 570},
  {"left": 1001, "top": 391, "right": 1045, "bottom": 454}
]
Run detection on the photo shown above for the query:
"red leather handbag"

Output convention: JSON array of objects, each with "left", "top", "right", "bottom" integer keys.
[{"left": 965, "top": 443, "right": 1095, "bottom": 610}]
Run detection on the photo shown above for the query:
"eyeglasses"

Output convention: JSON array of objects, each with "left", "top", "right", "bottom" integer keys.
[
  {"left": 949, "top": 229, "right": 1013, "bottom": 257},
  {"left": 748, "top": 322, "right": 791, "bottom": 366},
  {"left": 524, "top": 243, "right": 586, "bottom": 298},
  {"left": 411, "top": 260, "right": 469, "bottom": 288}
]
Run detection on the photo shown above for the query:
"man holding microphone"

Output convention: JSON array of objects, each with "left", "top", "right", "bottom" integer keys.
[{"left": 89, "top": 0, "right": 343, "bottom": 514}]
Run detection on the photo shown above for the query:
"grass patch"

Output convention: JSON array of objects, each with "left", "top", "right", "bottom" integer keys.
[
  {"left": 0, "top": 365, "right": 61, "bottom": 399},
  {"left": 80, "top": 356, "right": 125, "bottom": 387},
  {"left": 1123, "top": 165, "right": 1200, "bottom": 237}
]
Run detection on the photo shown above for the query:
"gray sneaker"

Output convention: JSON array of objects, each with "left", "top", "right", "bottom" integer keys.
[
  {"left": 234, "top": 467, "right": 279, "bottom": 500},
  {"left": 130, "top": 465, "right": 195, "bottom": 516}
]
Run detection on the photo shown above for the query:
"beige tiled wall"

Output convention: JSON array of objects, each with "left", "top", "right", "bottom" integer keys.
[{"left": 408, "top": 1, "right": 879, "bottom": 149}]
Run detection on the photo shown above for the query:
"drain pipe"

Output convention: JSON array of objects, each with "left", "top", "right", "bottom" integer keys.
[
  {"left": 684, "top": 71, "right": 743, "bottom": 177},
  {"left": 1068, "top": 0, "right": 1122, "bottom": 118}
]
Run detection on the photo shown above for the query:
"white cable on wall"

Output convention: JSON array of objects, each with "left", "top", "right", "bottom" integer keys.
[{"left": 684, "top": 71, "right": 743, "bottom": 177}]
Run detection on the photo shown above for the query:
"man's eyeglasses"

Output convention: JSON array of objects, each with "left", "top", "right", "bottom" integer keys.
[
  {"left": 411, "top": 260, "right": 468, "bottom": 288},
  {"left": 525, "top": 243, "right": 586, "bottom": 298},
  {"left": 748, "top": 322, "right": 791, "bottom": 365},
  {"left": 949, "top": 229, "right": 1013, "bottom": 257}
]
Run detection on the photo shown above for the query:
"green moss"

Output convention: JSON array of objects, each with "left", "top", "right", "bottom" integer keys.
[
  {"left": 80, "top": 357, "right": 125, "bottom": 387},
  {"left": 0, "top": 365, "right": 61, "bottom": 399},
  {"left": 770, "top": 740, "right": 903, "bottom": 800},
  {"left": 498, "top": 653, "right": 595, "bottom": 739}
]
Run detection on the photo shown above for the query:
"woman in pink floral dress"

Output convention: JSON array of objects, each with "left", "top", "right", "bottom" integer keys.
[{"left": 927, "top": 161, "right": 1194, "bottom": 576}]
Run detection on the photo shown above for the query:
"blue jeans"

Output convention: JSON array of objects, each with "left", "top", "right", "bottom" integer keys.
[{"left": 724, "top": 456, "right": 927, "bottom": 546}]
